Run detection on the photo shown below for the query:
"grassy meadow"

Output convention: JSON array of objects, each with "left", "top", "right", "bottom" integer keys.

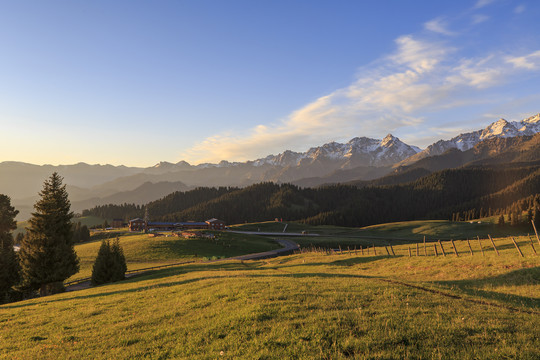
[
  {"left": 233, "top": 219, "right": 538, "bottom": 248},
  {"left": 1, "top": 233, "right": 538, "bottom": 359},
  {"left": 68, "top": 230, "right": 280, "bottom": 282}
]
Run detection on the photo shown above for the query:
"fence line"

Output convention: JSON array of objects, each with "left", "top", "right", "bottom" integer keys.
[{"left": 297, "top": 233, "right": 538, "bottom": 258}]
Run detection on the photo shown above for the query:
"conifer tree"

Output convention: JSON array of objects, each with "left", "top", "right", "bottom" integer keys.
[
  {"left": 0, "top": 195, "right": 20, "bottom": 302},
  {"left": 511, "top": 211, "right": 520, "bottom": 226},
  {"left": 533, "top": 207, "right": 540, "bottom": 228},
  {"left": 91, "top": 237, "right": 127, "bottom": 285},
  {"left": 19, "top": 173, "right": 79, "bottom": 296},
  {"left": 498, "top": 214, "right": 505, "bottom": 226},
  {"left": 110, "top": 237, "right": 127, "bottom": 279},
  {"left": 91, "top": 239, "right": 113, "bottom": 285},
  {"left": 15, "top": 232, "right": 24, "bottom": 244}
]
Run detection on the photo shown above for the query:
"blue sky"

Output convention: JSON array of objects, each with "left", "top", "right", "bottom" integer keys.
[{"left": 1, "top": 0, "right": 539, "bottom": 166}]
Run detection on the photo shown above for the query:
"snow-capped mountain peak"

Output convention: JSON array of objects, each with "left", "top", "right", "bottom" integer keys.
[
  {"left": 398, "top": 113, "right": 540, "bottom": 166},
  {"left": 380, "top": 134, "right": 398, "bottom": 147},
  {"left": 252, "top": 134, "right": 421, "bottom": 168},
  {"left": 522, "top": 113, "right": 540, "bottom": 124},
  {"left": 479, "top": 118, "right": 518, "bottom": 140}
]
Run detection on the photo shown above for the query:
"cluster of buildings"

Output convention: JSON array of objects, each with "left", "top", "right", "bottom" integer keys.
[{"left": 128, "top": 218, "right": 226, "bottom": 232}]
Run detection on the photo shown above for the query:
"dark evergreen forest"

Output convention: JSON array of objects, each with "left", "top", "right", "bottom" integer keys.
[{"left": 82, "top": 165, "right": 540, "bottom": 228}]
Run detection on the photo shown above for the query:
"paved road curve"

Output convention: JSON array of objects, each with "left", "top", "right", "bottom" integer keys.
[{"left": 231, "top": 239, "right": 299, "bottom": 260}]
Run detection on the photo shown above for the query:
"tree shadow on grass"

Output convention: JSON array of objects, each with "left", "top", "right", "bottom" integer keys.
[{"left": 434, "top": 266, "right": 540, "bottom": 310}]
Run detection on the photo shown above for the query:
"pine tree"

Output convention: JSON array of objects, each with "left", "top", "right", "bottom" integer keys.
[
  {"left": 110, "top": 237, "right": 127, "bottom": 281},
  {"left": 511, "top": 211, "right": 519, "bottom": 226},
  {"left": 498, "top": 214, "right": 505, "bottom": 226},
  {"left": 91, "top": 237, "right": 127, "bottom": 285},
  {"left": 533, "top": 207, "right": 540, "bottom": 228},
  {"left": 80, "top": 225, "right": 90, "bottom": 242},
  {"left": 18, "top": 173, "right": 79, "bottom": 296},
  {"left": 15, "top": 232, "right": 24, "bottom": 244},
  {"left": 91, "top": 239, "right": 113, "bottom": 285},
  {"left": 0, "top": 195, "right": 20, "bottom": 302}
]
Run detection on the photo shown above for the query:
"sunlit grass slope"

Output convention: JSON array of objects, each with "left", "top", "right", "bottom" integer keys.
[
  {"left": 1, "top": 236, "right": 538, "bottom": 359},
  {"left": 70, "top": 231, "right": 280, "bottom": 281},
  {"left": 233, "top": 219, "right": 536, "bottom": 248}
]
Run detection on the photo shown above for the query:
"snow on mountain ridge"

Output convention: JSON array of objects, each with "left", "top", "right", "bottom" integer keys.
[
  {"left": 252, "top": 134, "right": 421, "bottom": 168},
  {"left": 397, "top": 113, "right": 540, "bottom": 166}
]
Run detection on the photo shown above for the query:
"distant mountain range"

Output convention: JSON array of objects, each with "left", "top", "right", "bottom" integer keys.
[
  {"left": 1, "top": 113, "right": 539, "bottom": 219},
  {"left": 398, "top": 114, "right": 540, "bottom": 166}
]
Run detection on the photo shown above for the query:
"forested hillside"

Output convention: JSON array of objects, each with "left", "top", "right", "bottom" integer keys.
[{"left": 83, "top": 165, "right": 540, "bottom": 227}]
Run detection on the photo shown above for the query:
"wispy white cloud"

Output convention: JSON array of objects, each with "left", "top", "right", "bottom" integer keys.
[
  {"left": 471, "top": 14, "right": 489, "bottom": 24},
  {"left": 182, "top": 19, "right": 540, "bottom": 163},
  {"left": 475, "top": 0, "right": 496, "bottom": 9},
  {"left": 514, "top": 5, "right": 526, "bottom": 14},
  {"left": 447, "top": 56, "right": 504, "bottom": 89},
  {"left": 424, "top": 18, "right": 455, "bottom": 36},
  {"left": 506, "top": 50, "right": 540, "bottom": 70}
]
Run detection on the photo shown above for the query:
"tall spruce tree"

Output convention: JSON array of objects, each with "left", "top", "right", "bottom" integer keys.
[
  {"left": 19, "top": 173, "right": 79, "bottom": 296},
  {"left": 0, "top": 195, "right": 20, "bottom": 302}
]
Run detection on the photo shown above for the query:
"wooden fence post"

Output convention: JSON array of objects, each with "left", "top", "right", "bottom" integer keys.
[
  {"left": 339, "top": 245, "right": 342, "bottom": 254},
  {"left": 466, "top": 238, "right": 474, "bottom": 256},
  {"left": 511, "top": 237, "right": 524, "bottom": 257},
  {"left": 532, "top": 220, "right": 540, "bottom": 247},
  {"left": 389, "top": 244, "right": 396, "bottom": 256},
  {"left": 385, "top": 246, "right": 390, "bottom": 256},
  {"left": 408, "top": 247, "right": 411, "bottom": 257},
  {"left": 354, "top": 246, "right": 357, "bottom": 255},
  {"left": 528, "top": 234, "right": 537, "bottom": 255},
  {"left": 450, "top": 239, "right": 459, "bottom": 257},
  {"left": 488, "top": 235, "right": 499, "bottom": 256},
  {"left": 361, "top": 245, "right": 364, "bottom": 255},
  {"left": 438, "top": 240, "right": 446, "bottom": 256},
  {"left": 416, "top": 242, "right": 419, "bottom": 256},
  {"left": 423, "top": 236, "right": 427, "bottom": 256},
  {"left": 434, "top": 244, "right": 438, "bottom": 256},
  {"left": 477, "top": 236, "right": 485, "bottom": 256},
  {"left": 347, "top": 246, "right": 351, "bottom": 256},
  {"left": 373, "top": 244, "right": 377, "bottom": 256}
]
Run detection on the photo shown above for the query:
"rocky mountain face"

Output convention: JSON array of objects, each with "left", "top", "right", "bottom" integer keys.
[
  {"left": 398, "top": 114, "right": 540, "bottom": 166},
  {"left": 251, "top": 134, "right": 421, "bottom": 168}
]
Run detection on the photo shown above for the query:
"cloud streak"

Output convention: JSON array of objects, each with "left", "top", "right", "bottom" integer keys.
[
  {"left": 424, "top": 18, "right": 455, "bottom": 36},
  {"left": 182, "top": 22, "right": 540, "bottom": 164}
]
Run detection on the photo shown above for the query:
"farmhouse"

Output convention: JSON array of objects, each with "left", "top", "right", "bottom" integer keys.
[
  {"left": 206, "top": 218, "right": 226, "bottom": 230},
  {"left": 128, "top": 218, "right": 226, "bottom": 232},
  {"left": 129, "top": 218, "right": 146, "bottom": 231}
]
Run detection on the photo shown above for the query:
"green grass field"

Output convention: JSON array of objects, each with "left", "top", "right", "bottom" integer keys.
[
  {"left": 1, "top": 234, "right": 538, "bottom": 359},
  {"left": 68, "top": 230, "right": 281, "bottom": 282},
  {"left": 233, "top": 219, "right": 538, "bottom": 248}
]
